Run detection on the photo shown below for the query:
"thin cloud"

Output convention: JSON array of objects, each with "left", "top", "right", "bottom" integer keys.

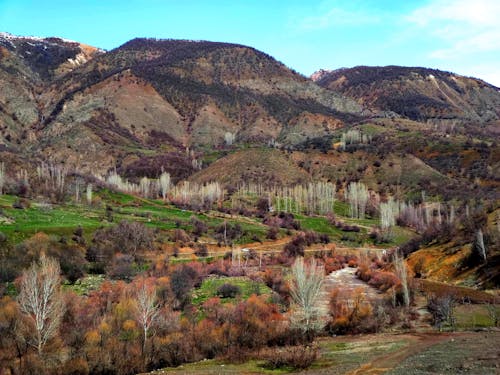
[
  {"left": 298, "top": 7, "right": 380, "bottom": 30},
  {"left": 407, "top": 0, "right": 500, "bottom": 58}
]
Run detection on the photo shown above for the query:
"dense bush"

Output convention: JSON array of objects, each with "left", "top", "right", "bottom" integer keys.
[
  {"left": 427, "top": 294, "right": 456, "bottom": 331},
  {"left": 190, "top": 216, "right": 208, "bottom": 237},
  {"left": 283, "top": 231, "right": 327, "bottom": 258},
  {"left": 214, "top": 222, "right": 244, "bottom": 246},
  {"left": 264, "top": 212, "right": 300, "bottom": 230},
  {"left": 261, "top": 345, "right": 319, "bottom": 370},
  {"left": 89, "top": 220, "right": 154, "bottom": 264},
  {"left": 356, "top": 265, "right": 399, "bottom": 292},
  {"left": 194, "top": 243, "right": 208, "bottom": 257},
  {"left": 283, "top": 234, "right": 306, "bottom": 257},
  {"left": 216, "top": 283, "right": 241, "bottom": 298},
  {"left": 107, "top": 253, "right": 135, "bottom": 280},
  {"left": 266, "top": 226, "right": 279, "bottom": 240},
  {"left": 119, "top": 152, "right": 194, "bottom": 182},
  {"left": 170, "top": 265, "right": 199, "bottom": 309}
]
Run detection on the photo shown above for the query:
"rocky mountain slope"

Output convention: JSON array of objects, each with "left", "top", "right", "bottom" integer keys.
[
  {"left": 0, "top": 33, "right": 499, "bottom": 199},
  {"left": 0, "top": 32, "right": 103, "bottom": 157},
  {"left": 1, "top": 34, "right": 371, "bottom": 173},
  {"left": 313, "top": 66, "right": 500, "bottom": 135}
]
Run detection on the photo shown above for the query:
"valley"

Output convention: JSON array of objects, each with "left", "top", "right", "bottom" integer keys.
[{"left": 0, "top": 31, "right": 498, "bottom": 375}]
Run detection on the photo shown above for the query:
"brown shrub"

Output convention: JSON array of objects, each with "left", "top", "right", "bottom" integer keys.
[
  {"left": 260, "top": 345, "right": 319, "bottom": 370},
  {"left": 170, "top": 229, "right": 191, "bottom": 244}
]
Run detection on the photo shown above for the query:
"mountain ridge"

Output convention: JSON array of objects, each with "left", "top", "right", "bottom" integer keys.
[
  {"left": 313, "top": 65, "right": 500, "bottom": 131},
  {"left": 0, "top": 33, "right": 498, "bottom": 199}
]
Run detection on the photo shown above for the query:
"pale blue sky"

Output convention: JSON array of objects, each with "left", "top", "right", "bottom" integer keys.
[{"left": 1, "top": 0, "right": 499, "bottom": 85}]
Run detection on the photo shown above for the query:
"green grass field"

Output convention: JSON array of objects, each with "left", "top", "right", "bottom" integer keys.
[
  {"left": 146, "top": 335, "right": 409, "bottom": 374},
  {"left": 0, "top": 191, "right": 267, "bottom": 244},
  {"left": 455, "top": 304, "right": 500, "bottom": 329},
  {"left": 0, "top": 188, "right": 415, "bottom": 249},
  {"left": 191, "top": 276, "right": 272, "bottom": 306}
]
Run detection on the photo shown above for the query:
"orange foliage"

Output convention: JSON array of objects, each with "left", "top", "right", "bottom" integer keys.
[{"left": 326, "top": 288, "right": 375, "bottom": 334}]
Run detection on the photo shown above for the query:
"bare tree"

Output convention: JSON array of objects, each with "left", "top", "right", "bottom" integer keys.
[
  {"left": 427, "top": 294, "right": 455, "bottom": 331},
  {"left": 380, "top": 197, "right": 398, "bottom": 241},
  {"left": 224, "top": 131, "right": 235, "bottom": 146},
  {"left": 393, "top": 251, "right": 410, "bottom": 307},
  {"left": 380, "top": 197, "right": 397, "bottom": 230},
  {"left": 134, "top": 278, "right": 160, "bottom": 354},
  {"left": 290, "top": 257, "right": 325, "bottom": 335},
  {"left": 140, "top": 176, "right": 151, "bottom": 198},
  {"left": 345, "top": 181, "right": 369, "bottom": 219},
  {"left": 18, "top": 255, "right": 65, "bottom": 355},
  {"left": 86, "top": 183, "right": 93, "bottom": 205},
  {"left": 158, "top": 171, "right": 171, "bottom": 200},
  {"left": 74, "top": 178, "right": 81, "bottom": 203},
  {"left": 474, "top": 229, "right": 487, "bottom": 263}
]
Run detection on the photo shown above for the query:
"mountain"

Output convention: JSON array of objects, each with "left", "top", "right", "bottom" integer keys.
[
  {"left": 0, "top": 32, "right": 103, "bottom": 161},
  {"left": 313, "top": 66, "right": 500, "bottom": 135},
  {"left": 0, "top": 33, "right": 499, "bottom": 199},
  {"left": 1, "top": 35, "right": 371, "bottom": 174},
  {"left": 0, "top": 32, "right": 103, "bottom": 80}
]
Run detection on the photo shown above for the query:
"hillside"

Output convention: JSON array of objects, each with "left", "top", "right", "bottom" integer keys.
[
  {"left": 0, "top": 34, "right": 498, "bottom": 196},
  {"left": 24, "top": 38, "right": 368, "bottom": 174},
  {"left": 313, "top": 66, "right": 500, "bottom": 135},
  {"left": 0, "top": 33, "right": 499, "bottom": 375},
  {"left": 0, "top": 32, "right": 103, "bottom": 160}
]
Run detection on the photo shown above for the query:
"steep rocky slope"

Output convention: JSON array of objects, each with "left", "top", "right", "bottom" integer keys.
[
  {"left": 313, "top": 66, "right": 500, "bottom": 134},
  {"left": 0, "top": 32, "right": 103, "bottom": 156},
  {"left": 0, "top": 34, "right": 498, "bottom": 199},
  {"left": 17, "top": 37, "right": 367, "bottom": 173}
]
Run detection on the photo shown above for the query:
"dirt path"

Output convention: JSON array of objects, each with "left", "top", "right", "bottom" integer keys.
[{"left": 345, "top": 332, "right": 459, "bottom": 375}]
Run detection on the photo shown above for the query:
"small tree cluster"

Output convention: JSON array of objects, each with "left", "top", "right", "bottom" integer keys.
[
  {"left": 170, "top": 181, "right": 224, "bottom": 209},
  {"left": 345, "top": 181, "right": 369, "bottom": 219},
  {"left": 36, "top": 162, "right": 67, "bottom": 195},
  {"left": 101, "top": 170, "right": 172, "bottom": 199},
  {"left": 234, "top": 181, "right": 336, "bottom": 215},
  {"left": 339, "top": 129, "right": 372, "bottom": 150},
  {"left": 326, "top": 288, "right": 377, "bottom": 334}
]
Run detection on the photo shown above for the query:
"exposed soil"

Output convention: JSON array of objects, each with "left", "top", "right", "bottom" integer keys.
[
  {"left": 344, "top": 333, "right": 455, "bottom": 375},
  {"left": 386, "top": 331, "right": 500, "bottom": 375},
  {"left": 149, "top": 331, "right": 500, "bottom": 375}
]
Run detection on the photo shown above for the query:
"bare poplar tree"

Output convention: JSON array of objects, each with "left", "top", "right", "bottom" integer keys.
[
  {"left": 380, "top": 197, "right": 398, "bottom": 240},
  {"left": 393, "top": 251, "right": 410, "bottom": 307},
  {"left": 159, "top": 171, "right": 171, "bottom": 200},
  {"left": 290, "top": 257, "right": 325, "bottom": 335},
  {"left": 224, "top": 131, "right": 235, "bottom": 146},
  {"left": 86, "top": 184, "right": 93, "bottom": 205},
  {"left": 345, "top": 181, "right": 369, "bottom": 219},
  {"left": 18, "top": 255, "right": 65, "bottom": 355},
  {"left": 380, "top": 197, "right": 397, "bottom": 230},
  {"left": 74, "top": 179, "right": 80, "bottom": 203},
  {"left": 474, "top": 229, "right": 487, "bottom": 263},
  {"left": 134, "top": 278, "right": 160, "bottom": 354},
  {"left": 448, "top": 204, "right": 456, "bottom": 225},
  {"left": 140, "top": 177, "right": 151, "bottom": 198}
]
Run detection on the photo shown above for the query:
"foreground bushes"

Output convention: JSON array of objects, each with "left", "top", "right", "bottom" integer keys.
[{"left": 260, "top": 344, "right": 319, "bottom": 370}]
